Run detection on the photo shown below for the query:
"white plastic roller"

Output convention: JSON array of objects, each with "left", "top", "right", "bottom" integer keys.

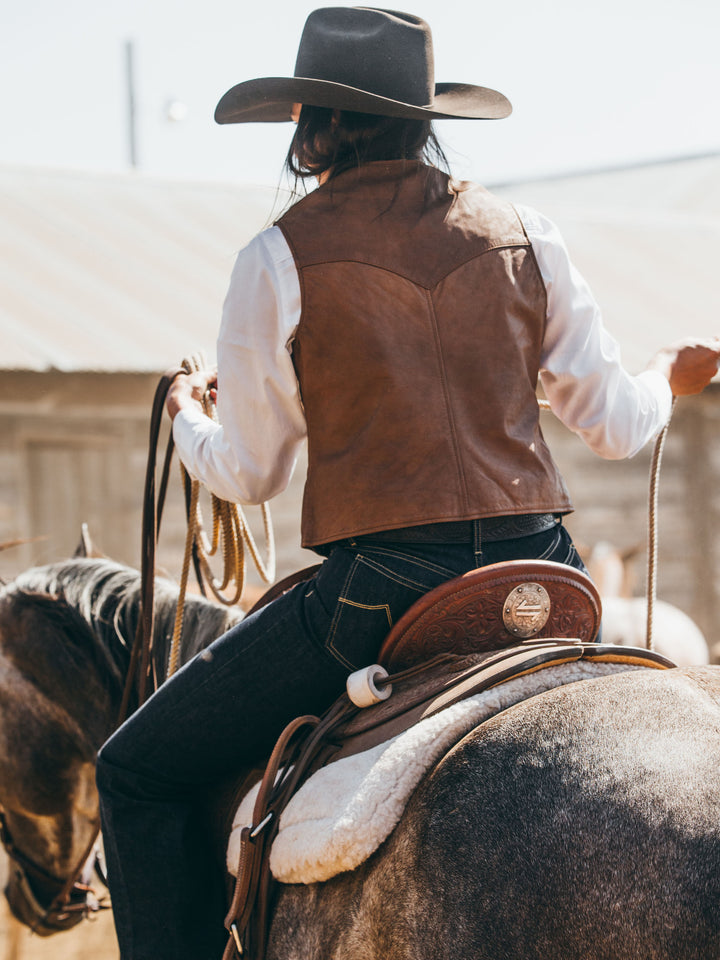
[{"left": 346, "top": 664, "right": 392, "bottom": 708}]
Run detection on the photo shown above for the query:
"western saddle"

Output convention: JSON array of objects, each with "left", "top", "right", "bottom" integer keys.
[{"left": 223, "top": 558, "right": 673, "bottom": 959}]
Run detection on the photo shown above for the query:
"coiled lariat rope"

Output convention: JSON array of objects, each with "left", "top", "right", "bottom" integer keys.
[{"left": 166, "top": 354, "right": 276, "bottom": 679}]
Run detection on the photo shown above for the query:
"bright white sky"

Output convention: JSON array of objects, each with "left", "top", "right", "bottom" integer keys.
[{"left": 2, "top": 0, "right": 718, "bottom": 188}]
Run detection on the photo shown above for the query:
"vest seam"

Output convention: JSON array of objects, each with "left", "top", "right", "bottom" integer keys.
[
  {"left": 423, "top": 287, "right": 470, "bottom": 511},
  {"left": 430, "top": 243, "right": 532, "bottom": 290},
  {"left": 278, "top": 221, "right": 309, "bottom": 396},
  {"left": 295, "top": 243, "right": 532, "bottom": 290},
  {"left": 277, "top": 220, "right": 307, "bottom": 318},
  {"left": 511, "top": 203, "right": 549, "bottom": 339}
]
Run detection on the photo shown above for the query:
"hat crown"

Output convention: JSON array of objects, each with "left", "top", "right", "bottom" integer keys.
[
  {"left": 293, "top": 7, "right": 434, "bottom": 108},
  {"left": 214, "top": 5, "right": 512, "bottom": 125}
]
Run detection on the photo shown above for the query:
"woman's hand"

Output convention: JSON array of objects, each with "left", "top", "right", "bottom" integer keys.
[
  {"left": 647, "top": 337, "right": 720, "bottom": 396},
  {"left": 166, "top": 369, "right": 218, "bottom": 421}
]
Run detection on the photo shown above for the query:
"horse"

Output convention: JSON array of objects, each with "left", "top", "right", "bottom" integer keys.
[{"left": 2, "top": 556, "right": 720, "bottom": 958}]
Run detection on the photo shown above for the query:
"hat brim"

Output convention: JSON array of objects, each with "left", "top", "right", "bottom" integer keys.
[{"left": 214, "top": 77, "right": 512, "bottom": 124}]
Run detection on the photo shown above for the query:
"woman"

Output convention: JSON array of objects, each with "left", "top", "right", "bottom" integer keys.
[{"left": 96, "top": 8, "right": 720, "bottom": 959}]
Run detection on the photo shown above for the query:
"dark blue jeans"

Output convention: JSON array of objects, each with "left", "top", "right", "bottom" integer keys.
[{"left": 96, "top": 521, "right": 587, "bottom": 959}]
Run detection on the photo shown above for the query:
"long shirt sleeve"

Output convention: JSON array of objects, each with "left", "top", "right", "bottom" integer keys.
[
  {"left": 172, "top": 226, "right": 305, "bottom": 504},
  {"left": 517, "top": 204, "right": 673, "bottom": 459},
  {"left": 173, "top": 204, "right": 673, "bottom": 505}
]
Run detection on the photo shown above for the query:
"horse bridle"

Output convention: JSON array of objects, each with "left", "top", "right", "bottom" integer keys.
[{"left": 0, "top": 807, "right": 108, "bottom": 935}]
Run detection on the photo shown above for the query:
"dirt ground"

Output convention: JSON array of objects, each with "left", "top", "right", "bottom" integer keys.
[{"left": 0, "top": 901, "right": 118, "bottom": 960}]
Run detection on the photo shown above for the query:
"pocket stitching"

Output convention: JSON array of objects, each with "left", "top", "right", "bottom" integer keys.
[
  {"left": 357, "top": 555, "right": 446, "bottom": 593},
  {"left": 337, "top": 597, "right": 393, "bottom": 627},
  {"left": 325, "top": 556, "right": 366, "bottom": 670},
  {"left": 356, "top": 545, "right": 457, "bottom": 578},
  {"left": 323, "top": 549, "right": 459, "bottom": 671},
  {"left": 538, "top": 529, "right": 562, "bottom": 561}
]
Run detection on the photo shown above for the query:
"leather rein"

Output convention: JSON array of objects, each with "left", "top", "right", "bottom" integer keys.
[
  {"left": 119, "top": 365, "right": 187, "bottom": 721},
  {"left": 121, "top": 360, "right": 277, "bottom": 712}
]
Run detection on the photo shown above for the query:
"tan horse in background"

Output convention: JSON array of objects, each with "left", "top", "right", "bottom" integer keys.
[{"left": 586, "top": 541, "right": 710, "bottom": 664}]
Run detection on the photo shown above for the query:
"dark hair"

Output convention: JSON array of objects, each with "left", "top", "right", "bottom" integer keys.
[{"left": 285, "top": 105, "right": 450, "bottom": 184}]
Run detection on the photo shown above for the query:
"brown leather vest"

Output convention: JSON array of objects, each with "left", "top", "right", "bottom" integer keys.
[{"left": 278, "top": 160, "right": 572, "bottom": 547}]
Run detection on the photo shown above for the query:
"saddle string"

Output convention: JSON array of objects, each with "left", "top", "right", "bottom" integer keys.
[{"left": 166, "top": 353, "right": 276, "bottom": 679}]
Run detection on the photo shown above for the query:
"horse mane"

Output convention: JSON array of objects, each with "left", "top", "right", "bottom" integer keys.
[
  {"left": 4, "top": 558, "right": 242, "bottom": 698},
  {"left": 6, "top": 589, "right": 129, "bottom": 713}
]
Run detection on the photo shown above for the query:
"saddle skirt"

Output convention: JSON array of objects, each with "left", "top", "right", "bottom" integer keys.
[{"left": 227, "top": 649, "right": 670, "bottom": 885}]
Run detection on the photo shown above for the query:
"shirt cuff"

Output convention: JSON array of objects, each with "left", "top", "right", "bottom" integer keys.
[
  {"left": 172, "top": 406, "right": 219, "bottom": 480},
  {"left": 636, "top": 369, "right": 674, "bottom": 426}
]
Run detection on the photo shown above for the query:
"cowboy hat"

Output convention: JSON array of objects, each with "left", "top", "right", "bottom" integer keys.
[{"left": 215, "top": 7, "right": 512, "bottom": 124}]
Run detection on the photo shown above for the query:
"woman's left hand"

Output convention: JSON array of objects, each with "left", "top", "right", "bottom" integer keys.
[
  {"left": 647, "top": 337, "right": 720, "bottom": 397},
  {"left": 166, "top": 369, "right": 218, "bottom": 421}
]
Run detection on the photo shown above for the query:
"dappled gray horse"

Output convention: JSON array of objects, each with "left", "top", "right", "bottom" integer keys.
[{"left": 0, "top": 557, "right": 720, "bottom": 956}]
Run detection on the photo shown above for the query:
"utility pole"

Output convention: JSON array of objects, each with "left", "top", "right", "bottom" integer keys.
[{"left": 125, "top": 39, "right": 138, "bottom": 169}]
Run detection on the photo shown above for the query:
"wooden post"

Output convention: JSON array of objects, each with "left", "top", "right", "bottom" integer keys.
[
  {"left": 681, "top": 394, "right": 719, "bottom": 646},
  {"left": 125, "top": 40, "right": 138, "bottom": 169}
]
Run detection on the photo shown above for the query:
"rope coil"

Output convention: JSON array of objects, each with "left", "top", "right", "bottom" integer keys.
[{"left": 166, "top": 354, "right": 276, "bottom": 679}]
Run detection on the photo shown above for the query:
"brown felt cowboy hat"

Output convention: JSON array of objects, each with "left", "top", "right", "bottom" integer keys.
[{"left": 215, "top": 7, "right": 512, "bottom": 124}]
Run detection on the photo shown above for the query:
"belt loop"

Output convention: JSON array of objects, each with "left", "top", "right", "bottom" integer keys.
[{"left": 472, "top": 519, "right": 483, "bottom": 565}]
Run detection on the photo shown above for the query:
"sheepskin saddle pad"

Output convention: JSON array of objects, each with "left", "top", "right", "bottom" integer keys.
[{"left": 227, "top": 656, "right": 663, "bottom": 885}]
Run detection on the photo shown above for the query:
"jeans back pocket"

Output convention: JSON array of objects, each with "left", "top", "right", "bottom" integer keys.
[{"left": 322, "top": 547, "right": 457, "bottom": 671}]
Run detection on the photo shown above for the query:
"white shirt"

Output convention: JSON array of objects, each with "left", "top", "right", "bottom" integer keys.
[{"left": 174, "top": 204, "right": 673, "bottom": 506}]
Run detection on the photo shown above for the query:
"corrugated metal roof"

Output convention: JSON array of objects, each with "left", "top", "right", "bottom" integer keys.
[
  {"left": 1, "top": 155, "right": 719, "bottom": 373},
  {"left": 0, "top": 166, "right": 283, "bottom": 371}
]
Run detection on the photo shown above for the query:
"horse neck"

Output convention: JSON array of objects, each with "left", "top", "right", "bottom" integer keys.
[
  {"left": 148, "top": 584, "right": 243, "bottom": 682},
  {"left": 9, "top": 558, "right": 242, "bottom": 710}
]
